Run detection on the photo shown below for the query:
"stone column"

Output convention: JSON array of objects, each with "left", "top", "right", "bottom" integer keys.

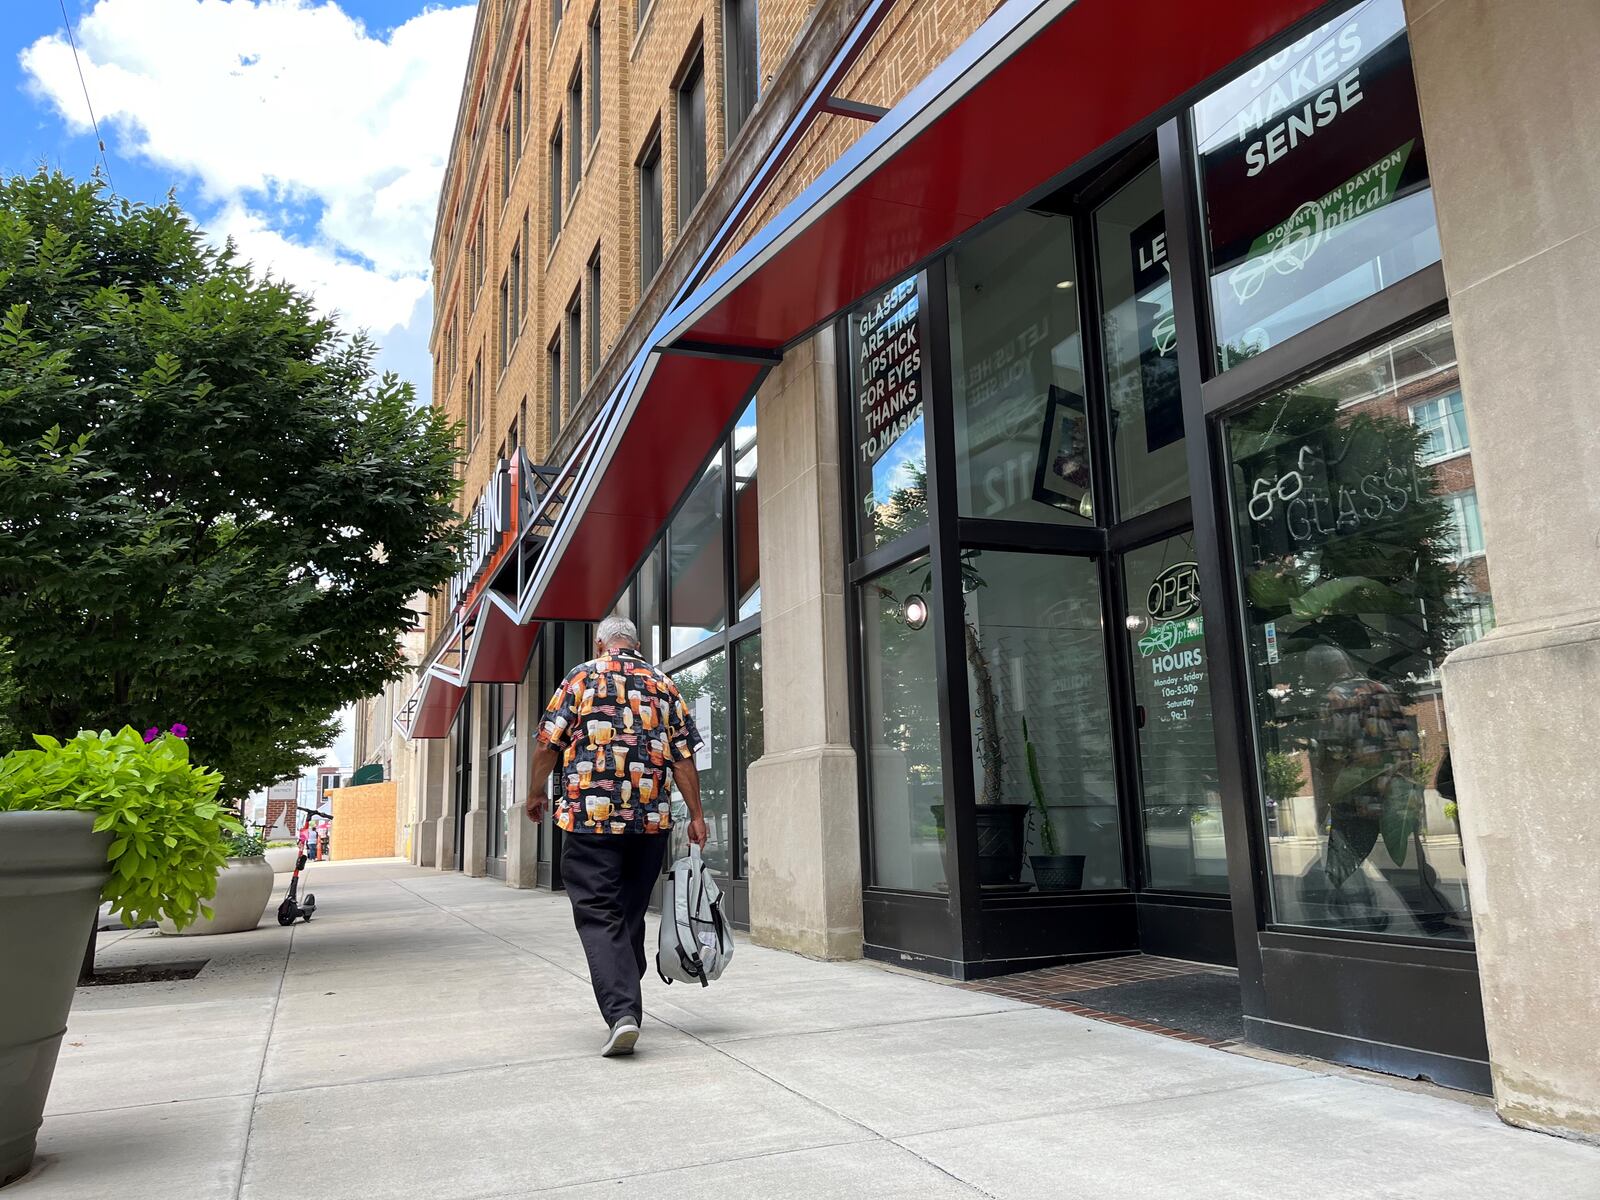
[
  {"left": 412, "top": 737, "right": 447, "bottom": 868},
  {"left": 745, "top": 332, "right": 863, "bottom": 959},
  {"left": 504, "top": 658, "right": 542, "bottom": 889},
  {"left": 1408, "top": 0, "right": 1600, "bottom": 1142},
  {"left": 461, "top": 686, "right": 490, "bottom": 878}
]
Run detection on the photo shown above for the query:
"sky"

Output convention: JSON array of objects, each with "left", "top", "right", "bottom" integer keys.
[
  {"left": 1, "top": 0, "right": 478, "bottom": 411},
  {"left": 2, "top": 0, "right": 478, "bottom": 766}
]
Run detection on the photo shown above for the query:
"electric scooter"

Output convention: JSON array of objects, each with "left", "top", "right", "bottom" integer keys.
[{"left": 276, "top": 852, "right": 318, "bottom": 925}]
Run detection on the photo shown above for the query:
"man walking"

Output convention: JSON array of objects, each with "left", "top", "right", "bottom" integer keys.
[{"left": 525, "top": 615, "right": 707, "bottom": 1057}]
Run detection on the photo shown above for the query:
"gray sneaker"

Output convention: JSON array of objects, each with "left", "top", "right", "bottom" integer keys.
[{"left": 601, "top": 1018, "right": 640, "bottom": 1058}]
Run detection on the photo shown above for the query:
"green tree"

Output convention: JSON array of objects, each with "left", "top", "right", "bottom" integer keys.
[{"left": 0, "top": 171, "right": 461, "bottom": 798}]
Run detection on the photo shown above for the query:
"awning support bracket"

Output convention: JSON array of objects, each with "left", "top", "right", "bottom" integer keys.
[
  {"left": 820, "top": 97, "right": 888, "bottom": 121},
  {"left": 663, "top": 340, "right": 784, "bottom": 365}
]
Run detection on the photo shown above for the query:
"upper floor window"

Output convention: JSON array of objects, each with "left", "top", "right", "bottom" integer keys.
[
  {"left": 550, "top": 121, "right": 564, "bottom": 244},
  {"left": 565, "top": 290, "right": 583, "bottom": 409},
  {"left": 588, "top": 10, "right": 602, "bottom": 147},
  {"left": 587, "top": 248, "right": 601, "bottom": 379},
  {"left": 676, "top": 51, "right": 707, "bottom": 227},
  {"left": 498, "top": 273, "right": 511, "bottom": 371},
  {"left": 501, "top": 114, "right": 513, "bottom": 200},
  {"left": 639, "top": 133, "right": 663, "bottom": 286},
  {"left": 1412, "top": 391, "right": 1468, "bottom": 463},
  {"left": 551, "top": 0, "right": 563, "bottom": 42},
  {"left": 723, "top": 0, "right": 758, "bottom": 144},
  {"left": 569, "top": 69, "right": 584, "bottom": 194},
  {"left": 548, "top": 335, "right": 563, "bottom": 442}
]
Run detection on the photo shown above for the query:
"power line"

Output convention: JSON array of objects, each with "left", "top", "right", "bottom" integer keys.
[{"left": 56, "top": 0, "right": 114, "bottom": 189}]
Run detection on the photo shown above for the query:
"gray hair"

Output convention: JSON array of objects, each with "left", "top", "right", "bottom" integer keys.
[{"left": 595, "top": 613, "right": 640, "bottom": 649}]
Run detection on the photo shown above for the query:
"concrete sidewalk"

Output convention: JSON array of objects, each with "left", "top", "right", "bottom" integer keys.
[{"left": 12, "top": 861, "right": 1598, "bottom": 1199}]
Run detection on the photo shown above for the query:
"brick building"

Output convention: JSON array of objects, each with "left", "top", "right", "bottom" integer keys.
[{"left": 397, "top": 0, "right": 1600, "bottom": 1141}]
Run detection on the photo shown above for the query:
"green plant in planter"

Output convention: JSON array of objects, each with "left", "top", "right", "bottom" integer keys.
[
  {"left": 225, "top": 829, "right": 268, "bottom": 859},
  {"left": 1022, "top": 718, "right": 1057, "bottom": 855},
  {"left": 0, "top": 726, "right": 238, "bottom": 929}
]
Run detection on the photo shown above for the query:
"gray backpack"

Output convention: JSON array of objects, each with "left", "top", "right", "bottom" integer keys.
[{"left": 656, "top": 845, "right": 734, "bottom": 986}]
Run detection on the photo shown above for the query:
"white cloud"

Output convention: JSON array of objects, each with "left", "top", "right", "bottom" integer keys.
[{"left": 20, "top": 0, "right": 475, "bottom": 336}]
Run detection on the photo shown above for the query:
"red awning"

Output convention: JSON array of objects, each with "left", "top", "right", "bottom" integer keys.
[
  {"left": 521, "top": 0, "right": 1323, "bottom": 629},
  {"left": 528, "top": 353, "right": 764, "bottom": 621},
  {"left": 409, "top": 669, "right": 465, "bottom": 740}
]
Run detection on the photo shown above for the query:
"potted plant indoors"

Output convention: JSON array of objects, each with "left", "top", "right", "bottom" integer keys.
[
  {"left": 0, "top": 725, "right": 237, "bottom": 1187},
  {"left": 1023, "top": 718, "right": 1085, "bottom": 891},
  {"left": 158, "top": 827, "right": 274, "bottom": 936},
  {"left": 962, "top": 573, "right": 1030, "bottom": 888}
]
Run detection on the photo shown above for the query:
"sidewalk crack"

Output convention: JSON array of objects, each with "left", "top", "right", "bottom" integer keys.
[{"left": 232, "top": 921, "right": 295, "bottom": 1199}]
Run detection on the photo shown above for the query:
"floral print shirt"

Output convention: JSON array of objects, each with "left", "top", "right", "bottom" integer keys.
[{"left": 537, "top": 650, "right": 702, "bottom": 835}]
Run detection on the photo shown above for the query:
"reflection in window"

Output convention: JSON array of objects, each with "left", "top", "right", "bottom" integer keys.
[
  {"left": 488, "top": 683, "right": 517, "bottom": 860},
  {"left": 1194, "top": 0, "right": 1440, "bottom": 368},
  {"left": 733, "top": 399, "right": 760, "bottom": 620},
  {"left": 1446, "top": 489, "right": 1483, "bottom": 560},
  {"left": 1410, "top": 391, "right": 1467, "bottom": 463},
  {"left": 1225, "top": 315, "right": 1484, "bottom": 940},
  {"left": 849, "top": 277, "right": 927, "bottom": 551},
  {"left": 962, "top": 551, "right": 1122, "bottom": 890},
  {"left": 1123, "top": 535, "right": 1226, "bottom": 892},
  {"left": 669, "top": 451, "right": 727, "bottom": 656},
  {"left": 861, "top": 556, "right": 944, "bottom": 891},
  {"left": 669, "top": 651, "right": 730, "bottom": 875},
  {"left": 948, "top": 212, "right": 1090, "bottom": 524},
  {"left": 734, "top": 633, "right": 763, "bottom": 878},
  {"left": 1095, "top": 166, "right": 1187, "bottom": 519}
]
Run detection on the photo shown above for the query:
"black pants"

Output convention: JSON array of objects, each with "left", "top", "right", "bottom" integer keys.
[{"left": 561, "top": 833, "right": 668, "bottom": 1026}]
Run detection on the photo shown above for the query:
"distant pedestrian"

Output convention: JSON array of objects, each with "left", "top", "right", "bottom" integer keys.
[
  {"left": 317, "top": 817, "right": 331, "bottom": 861},
  {"left": 299, "top": 817, "right": 316, "bottom": 861},
  {"left": 525, "top": 614, "right": 707, "bottom": 1058}
]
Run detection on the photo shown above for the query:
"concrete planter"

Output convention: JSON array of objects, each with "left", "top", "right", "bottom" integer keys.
[
  {"left": 265, "top": 846, "right": 298, "bottom": 874},
  {"left": 158, "top": 856, "right": 273, "bottom": 937},
  {"left": 0, "top": 811, "right": 111, "bottom": 1188}
]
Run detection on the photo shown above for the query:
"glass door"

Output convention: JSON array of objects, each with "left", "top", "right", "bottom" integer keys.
[{"left": 1119, "top": 534, "right": 1227, "bottom": 894}]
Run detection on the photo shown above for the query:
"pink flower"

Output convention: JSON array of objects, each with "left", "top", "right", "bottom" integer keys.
[
  {"left": 169, "top": 723, "right": 189, "bottom": 739},
  {"left": 143, "top": 727, "right": 160, "bottom": 743}
]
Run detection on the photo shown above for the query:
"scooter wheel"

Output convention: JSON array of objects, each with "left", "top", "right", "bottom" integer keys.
[{"left": 277, "top": 913, "right": 296, "bottom": 927}]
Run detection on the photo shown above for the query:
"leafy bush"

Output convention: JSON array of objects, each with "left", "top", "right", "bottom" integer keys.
[
  {"left": 0, "top": 726, "right": 238, "bottom": 928},
  {"left": 225, "top": 829, "right": 268, "bottom": 858}
]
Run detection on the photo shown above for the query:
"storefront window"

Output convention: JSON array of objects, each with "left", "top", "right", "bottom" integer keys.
[
  {"left": 949, "top": 212, "right": 1091, "bottom": 524},
  {"left": 733, "top": 398, "right": 760, "bottom": 620},
  {"left": 669, "top": 451, "right": 727, "bottom": 656},
  {"left": 669, "top": 650, "right": 731, "bottom": 875},
  {"left": 734, "top": 633, "right": 763, "bottom": 877},
  {"left": 962, "top": 551, "right": 1122, "bottom": 890},
  {"left": 1122, "top": 535, "right": 1226, "bottom": 892},
  {"left": 861, "top": 556, "right": 945, "bottom": 891},
  {"left": 1095, "top": 166, "right": 1187, "bottom": 519},
  {"left": 640, "top": 543, "right": 663, "bottom": 661},
  {"left": 1225, "top": 315, "right": 1482, "bottom": 940},
  {"left": 849, "top": 276, "right": 928, "bottom": 551},
  {"left": 488, "top": 683, "right": 516, "bottom": 861},
  {"left": 1194, "top": 0, "right": 1440, "bottom": 369}
]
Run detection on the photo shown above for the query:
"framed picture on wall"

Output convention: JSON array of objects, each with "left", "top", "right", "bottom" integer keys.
[{"left": 1033, "top": 385, "right": 1092, "bottom": 514}]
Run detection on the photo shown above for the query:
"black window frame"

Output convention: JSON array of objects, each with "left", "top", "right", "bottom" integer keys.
[
  {"left": 722, "top": 0, "right": 758, "bottom": 145},
  {"left": 588, "top": 8, "right": 602, "bottom": 148},
  {"left": 549, "top": 120, "right": 564, "bottom": 246},
  {"left": 638, "top": 129, "right": 664, "bottom": 286},
  {"left": 675, "top": 49, "right": 707, "bottom": 228},
  {"left": 547, "top": 333, "right": 563, "bottom": 443},
  {"left": 587, "top": 246, "right": 602, "bottom": 380},
  {"left": 568, "top": 66, "right": 584, "bottom": 194},
  {"left": 565, "top": 288, "right": 583, "bottom": 413}
]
